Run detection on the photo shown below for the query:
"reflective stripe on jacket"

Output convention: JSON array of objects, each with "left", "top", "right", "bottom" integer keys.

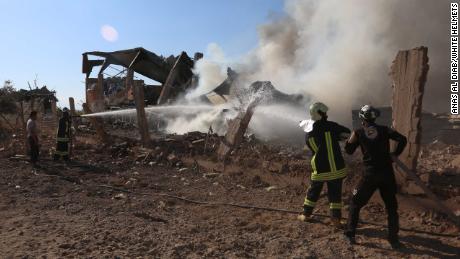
[{"left": 306, "top": 118, "right": 350, "bottom": 181}]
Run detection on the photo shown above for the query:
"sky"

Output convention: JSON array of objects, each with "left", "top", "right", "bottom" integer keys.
[{"left": 0, "top": 0, "right": 284, "bottom": 108}]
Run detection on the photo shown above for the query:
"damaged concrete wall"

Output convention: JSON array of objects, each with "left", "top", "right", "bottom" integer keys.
[
  {"left": 217, "top": 103, "right": 257, "bottom": 161},
  {"left": 86, "top": 75, "right": 105, "bottom": 113},
  {"left": 390, "top": 46, "right": 429, "bottom": 176}
]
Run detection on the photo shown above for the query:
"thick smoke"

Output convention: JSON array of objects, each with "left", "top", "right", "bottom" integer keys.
[
  {"left": 161, "top": 0, "right": 450, "bottom": 143},
  {"left": 189, "top": 0, "right": 449, "bottom": 126}
]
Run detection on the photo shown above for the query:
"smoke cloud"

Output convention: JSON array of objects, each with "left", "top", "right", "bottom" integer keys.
[{"left": 190, "top": 0, "right": 450, "bottom": 128}]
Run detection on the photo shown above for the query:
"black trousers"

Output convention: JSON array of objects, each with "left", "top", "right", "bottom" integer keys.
[
  {"left": 54, "top": 141, "right": 69, "bottom": 161},
  {"left": 304, "top": 178, "right": 343, "bottom": 218},
  {"left": 346, "top": 170, "right": 399, "bottom": 242},
  {"left": 28, "top": 136, "right": 39, "bottom": 163}
]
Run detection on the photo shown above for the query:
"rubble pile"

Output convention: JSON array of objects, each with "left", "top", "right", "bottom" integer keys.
[
  {"left": 79, "top": 126, "right": 309, "bottom": 176},
  {"left": 417, "top": 142, "right": 460, "bottom": 198},
  {"left": 103, "top": 131, "right": 220, "bottom": 168}
]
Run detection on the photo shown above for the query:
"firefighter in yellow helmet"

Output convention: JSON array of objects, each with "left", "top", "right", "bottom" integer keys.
[{"left": 300, "top": 102, "right": 351, "bottom": 227}]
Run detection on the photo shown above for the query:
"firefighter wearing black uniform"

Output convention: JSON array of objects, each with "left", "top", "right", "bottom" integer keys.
[
  {"left": 54, "top": 107, "right": 72, "bottom": 161},
  {"left": 301, "top": 102, "right": 351, "bottom": 227},
  {"left": 344, "top": 105, "right": 407, "bottom": 249}
]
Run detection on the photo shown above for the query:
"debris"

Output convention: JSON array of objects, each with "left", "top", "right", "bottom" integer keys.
[
  {"left": 131, "top": 71, "right": 151, "bottom": 145},
  {"left": 236, "top": 184, "right": 246, "bottom": 190},
  {"left": 217, "top": 101, "right": 257, "bottom": 160},
  {"left": 405, "top": 182, "right": 425, "bottom": 195},
  {"left": 451, "top": 155, "right": 460, "bottom": 170},
  {"left": 265, "top": 186, "right": 277, "bottom": 192},
  {"left": 113, "top": 193, "right": 127, "bottom": 200},
  {"left": 203, "top": 173, "right": 219, "bottom": 179},
  {"left": 157, "top": 51, "right": 194, "bottom": 105}
]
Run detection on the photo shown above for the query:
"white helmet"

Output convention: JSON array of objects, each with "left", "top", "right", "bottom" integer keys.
[
  {"left": 359, "top": 105, "right": 380, "bottom": 121},
  {"left": 309, "top": 102, "right": 328, "bottom": 121}
]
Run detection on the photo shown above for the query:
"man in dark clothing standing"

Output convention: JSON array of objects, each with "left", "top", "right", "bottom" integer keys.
[
  {"left": 299, "top": 102, "right": 351, "bottom": 228},
  {"left": 344, "top": 105, "right": 407, "bottom": 249},
  {"left": 26, "top": 111, "right": 39, "bottom": 166},
  {"left": 53, "top": 107, "right": 72, "bottom": 161}
]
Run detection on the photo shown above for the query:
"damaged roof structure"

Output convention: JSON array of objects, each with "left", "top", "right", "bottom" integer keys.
[
  {"left": 204, "top": 68, "right": 305, "bottom": 106},
  {"left": 82, "top": 47, "right": 197, "bottom": 108},
  {"left": 82, "top": 47, "right": 305, "bottom": 110}
]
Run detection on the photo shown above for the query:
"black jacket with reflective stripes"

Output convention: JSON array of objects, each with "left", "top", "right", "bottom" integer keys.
[
  {"left": 305, "top": 118, "right": 351, "bottom": 181},
  {"left": 344, "top": 123, "right": 407, "bottom": 172},
  {"left": 56, "top": 117, "right": 71, "bottom": 143}
]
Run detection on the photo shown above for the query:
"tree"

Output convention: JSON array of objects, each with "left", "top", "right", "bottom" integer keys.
[{"left": 0, "top": 80, "right": 18, "bottom": 114}]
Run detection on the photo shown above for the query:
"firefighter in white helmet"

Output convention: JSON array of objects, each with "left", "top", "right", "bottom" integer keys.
[
  {"left": 344, "top": 105, "right": 407, "bottom": 249},
  {"left": 300, "top": 102, "right": 351, "bottom": 227}
]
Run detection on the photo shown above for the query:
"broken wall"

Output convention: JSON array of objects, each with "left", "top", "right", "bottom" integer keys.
[{"left": 390, "top": 46, "right": 429, "bottom": 174}]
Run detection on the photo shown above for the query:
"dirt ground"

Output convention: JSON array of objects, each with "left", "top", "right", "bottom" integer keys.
[{"left": 0, "top": 131, "right": 459, "bottom": 258}]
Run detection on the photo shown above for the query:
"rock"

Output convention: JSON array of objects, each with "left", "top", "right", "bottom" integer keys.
[
  {"left": 279, "top": 163, "right": 289, "bottom": 174},
  {"left": 262, "top": 161, "right": 270, "bottom": 170},
  {"left": 451, "top": 155, "right": 460, "bottom": 169},
  {"left": 251, "top": 175, "right": 269, "bottom": 188},
  {"left": 236, "top": 184, "right": 246, "bottom": 190},
  {"left": 405, "top": 182, "right": 425, "bottom": 195},
  {"left": 59, "top": 243, "right": 73, "bottom": 249},
  {"left": 167, "top": 153, "right": 178, "bottom": 163},
  {"left": 203, "top": 173, "right": 219, "bottom": 179},
  {"left": 113, "top": 193, "right": 127, "bottom": 200},
  {"left": 265, "top": 186, "right": 277, "bottom": 192},
  {"left": 419, "top": 173, "right": 431, "bottom": 183}
]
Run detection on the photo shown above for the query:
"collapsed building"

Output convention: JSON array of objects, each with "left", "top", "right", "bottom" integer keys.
[
  {"left": 82, "top": 47, "right": 198, "bottom": 112},
  {"left": 0, "top": 86, "right": 58, "bottom": 132},
  {"left": 82, "top": 47, "right": 305, "bottom": 110},
  {"left": 80, "top": 47, "right": 307, "bottom": 146}
]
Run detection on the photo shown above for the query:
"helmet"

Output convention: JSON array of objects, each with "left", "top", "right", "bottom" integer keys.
[
  {"left": 359, "top": 105, "right": 380, "bottom": 121},
  {"left": 62, "top": 107, "right": 70, "bottom": 116},
  {"left": 309, "top": 102, "right": 328, "bottom": 121}
]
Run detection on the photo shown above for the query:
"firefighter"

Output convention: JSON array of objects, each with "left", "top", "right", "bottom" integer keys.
[
  {"left": 300, "top": 102, "right": 351, "bottom": 227},
  {"left": 344, "top": 105, "right": 407, "bottom": 249},
  {"left": 53, "top": 107, "right": 72, "bottom": 161}
]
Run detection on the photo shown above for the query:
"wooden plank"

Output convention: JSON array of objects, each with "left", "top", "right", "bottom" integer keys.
[
  {"left": 393, "top": 157, "right": 460, "bottom": 227},
  {"left": 157, "top": 52, "right": 188, "bottom": 105},
  {"left": 129, "top": 69, "right": 151, "bottom": 146}
]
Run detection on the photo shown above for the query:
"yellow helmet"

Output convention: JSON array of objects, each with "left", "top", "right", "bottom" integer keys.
[{"left": 309, "top": 102, "right": 328, "bottom": 121}]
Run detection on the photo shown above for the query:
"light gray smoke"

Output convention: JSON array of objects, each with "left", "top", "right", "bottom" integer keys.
[
  {"left": 190, "top": 0, "right": 450, "bottom": 130},
  {"left": 93, "top": 0, "right": 448, "bottom": 143}
]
